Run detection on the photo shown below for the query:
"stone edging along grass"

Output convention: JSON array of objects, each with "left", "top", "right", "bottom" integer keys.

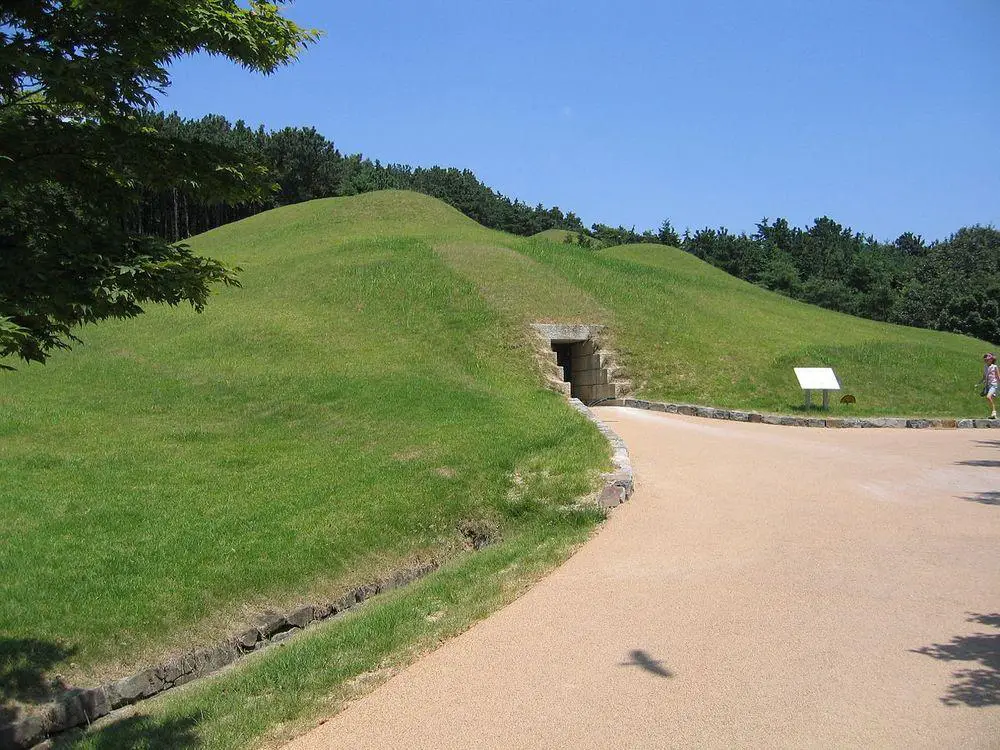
[
  {"left": 568, "top": 397, "right": 634, "bottom": 507},
  {"left": 3, "top": 400, "right": 635, "bottom": 750},
  {"left": 611, "top": 398, "right": 1000, "bottom": 429},
  {"left": 2, "top": 565, "right": 438, "bottom": 750}
]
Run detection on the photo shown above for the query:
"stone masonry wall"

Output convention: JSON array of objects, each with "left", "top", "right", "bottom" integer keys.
[
  {"left": 530, "top": 323, "right": 631, "bottom": 405},
  {"left": 568, "top": 339, "right": 617, "bottom": 404}
]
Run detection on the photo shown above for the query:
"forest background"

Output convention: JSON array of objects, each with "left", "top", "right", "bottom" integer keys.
[{"left": 133, "top": 111, "right": 1000, "bottom": 346}]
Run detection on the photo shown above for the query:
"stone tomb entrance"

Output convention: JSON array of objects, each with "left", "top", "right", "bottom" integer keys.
[{"left": 532, "top": 324, "right": 628, "bottom": 405}]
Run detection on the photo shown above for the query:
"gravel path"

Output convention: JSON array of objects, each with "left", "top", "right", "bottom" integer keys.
[{"left": 285, "top": 407, "right": 1000, "bottom": 749}]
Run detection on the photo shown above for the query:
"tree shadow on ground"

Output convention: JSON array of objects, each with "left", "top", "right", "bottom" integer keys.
[
  {"left": 52, "top": 713, "right": 201, "bottom": 750},
  {"left": 0, "top": 637, "right": 78, "bottom": 725},
  {"left": 960, "top": 491, "right": 1000, "bottom": 506},
  {"left": 956, "top": 459, "right": 1000, "bottom": 468},
  {"left": 912, "top": 613, "right": 1000, "bottom": 707},
  {"left": 619, "top": 649, "right": 674, "bottom": 678}
]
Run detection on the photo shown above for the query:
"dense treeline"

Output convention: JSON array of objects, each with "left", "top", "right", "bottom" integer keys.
[
  {"left": 132, "top": 112, "right": 585, "bottom": 242},
  {"left": 675, "top": 219, "right": 1000, "bottom": 345},
  {"left": 136, "top": 111, "right": 997, "bottom": 345},
  {"left": 562, "top": 212, "right": 998, "bottom": 346}
]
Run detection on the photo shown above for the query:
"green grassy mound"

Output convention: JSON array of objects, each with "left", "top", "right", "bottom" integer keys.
[
  {"left": 531, "top": 228, "right": 605, "bottom": 249},
  {"left": 437, "top": 232, "right": 989, "bottom": 416},
  {"left": 516, "top": 241, "right": 991, "bottom": 416},
  {"left": 0, "top": 191, "right": 608, "bottom": 686},
  {"left": 2, "top": 190, "right": 994, "bottom": 746}
]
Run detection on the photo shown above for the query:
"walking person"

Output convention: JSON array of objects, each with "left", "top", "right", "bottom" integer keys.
[{"left": 981, "top": 353, "right": 999, "bottom": 419}]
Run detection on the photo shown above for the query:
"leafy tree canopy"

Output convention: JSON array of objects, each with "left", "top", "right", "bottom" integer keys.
[{"left": 0, "top": 1, "right": 320, "bottom": 365}]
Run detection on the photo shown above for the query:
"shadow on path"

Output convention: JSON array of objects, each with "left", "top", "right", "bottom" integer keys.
[
  {"left": 620, "top": 649, "right": 674, "bottom": 679},
  {"left": 961, "top": 491, "right": 1000, "bottom": 506},
  {"left": 957, "top": 441, "right": 998, "bottom": 504},
  {"left": 912, "top": 613, "right": 1000, "bottom": 707}
]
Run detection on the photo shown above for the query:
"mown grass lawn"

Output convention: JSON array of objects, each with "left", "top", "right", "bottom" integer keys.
[
  {"left": 516, "top": 240, "right": 992, "bottom": 417},
  {"left": 1, "top": 196, "right": 609, "bottom": 689},
  {"left": 54, "top": 520, "right": 593, "bottom": 750},
  {"left": 3, "top": 190, "right": 996, "bottom": 747}
]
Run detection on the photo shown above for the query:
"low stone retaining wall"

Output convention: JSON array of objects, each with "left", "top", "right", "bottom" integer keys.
[
  {"left": 568, "top": 397, "right": 635, "bottom": 508},
  {"left": 2, "top": 563, "right": 438, "bottom": 750},
  {"left": 614, "top": 398, "right": 1000, "bottom": 429}
]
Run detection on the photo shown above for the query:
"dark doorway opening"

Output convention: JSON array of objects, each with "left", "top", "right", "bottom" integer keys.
[
  {"left": 550, "top": 339, "right": 616, "bottom": 404},
  {"left": 552, "top": 342, "right": 574, "bottom": 385}
]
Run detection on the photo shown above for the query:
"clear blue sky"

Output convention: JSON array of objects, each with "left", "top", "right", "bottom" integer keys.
[{"left": 162, "top": 0, "right": 999, "bottom": 242}]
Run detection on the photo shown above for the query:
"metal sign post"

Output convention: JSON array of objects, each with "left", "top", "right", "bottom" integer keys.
[{"left": 793, "top": 367, "right": 841, "bottom": 410}]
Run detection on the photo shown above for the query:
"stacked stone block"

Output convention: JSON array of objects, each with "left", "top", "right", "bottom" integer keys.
[{"left": 567, "top": 339, "right": 617, "bottom": 403}]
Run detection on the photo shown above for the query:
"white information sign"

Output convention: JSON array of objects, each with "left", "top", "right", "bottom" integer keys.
[
  {"left": 794, "top": 367, "right": 841, "bottom": 409},
  {"left": 793, "top": 367, "right": 841, "bottom": 391}
]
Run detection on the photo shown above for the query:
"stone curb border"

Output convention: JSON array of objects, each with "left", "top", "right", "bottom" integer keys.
[
  {"left": 610, "top": 398, "right": 1000, "bottom": 429},
  {"left": 568, "top": 397, "right": 635, "bottom": 508},
  {"left": 3, "top": 563, "right": 439, "bottom": 750},
  {"left": 7, "top": 399, "right": 639, "bottom": 749}
]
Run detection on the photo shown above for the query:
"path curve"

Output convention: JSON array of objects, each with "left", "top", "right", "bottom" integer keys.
[{"left": 285, "top": 407, "right": 1000, "bottom": 749}]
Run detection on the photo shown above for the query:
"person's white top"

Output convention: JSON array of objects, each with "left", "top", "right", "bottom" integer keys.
[{"left": 986, "top": 363, "right": 999, "bottom": 386}]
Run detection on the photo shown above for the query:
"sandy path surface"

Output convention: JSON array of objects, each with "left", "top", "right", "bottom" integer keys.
[{"left": 285, "top": 408, "right": 1000, "bottom": 749}]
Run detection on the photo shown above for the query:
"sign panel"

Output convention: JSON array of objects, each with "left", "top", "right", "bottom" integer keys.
[{"left": 793, "top": 367, "right": 840, "bottom": 390}]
